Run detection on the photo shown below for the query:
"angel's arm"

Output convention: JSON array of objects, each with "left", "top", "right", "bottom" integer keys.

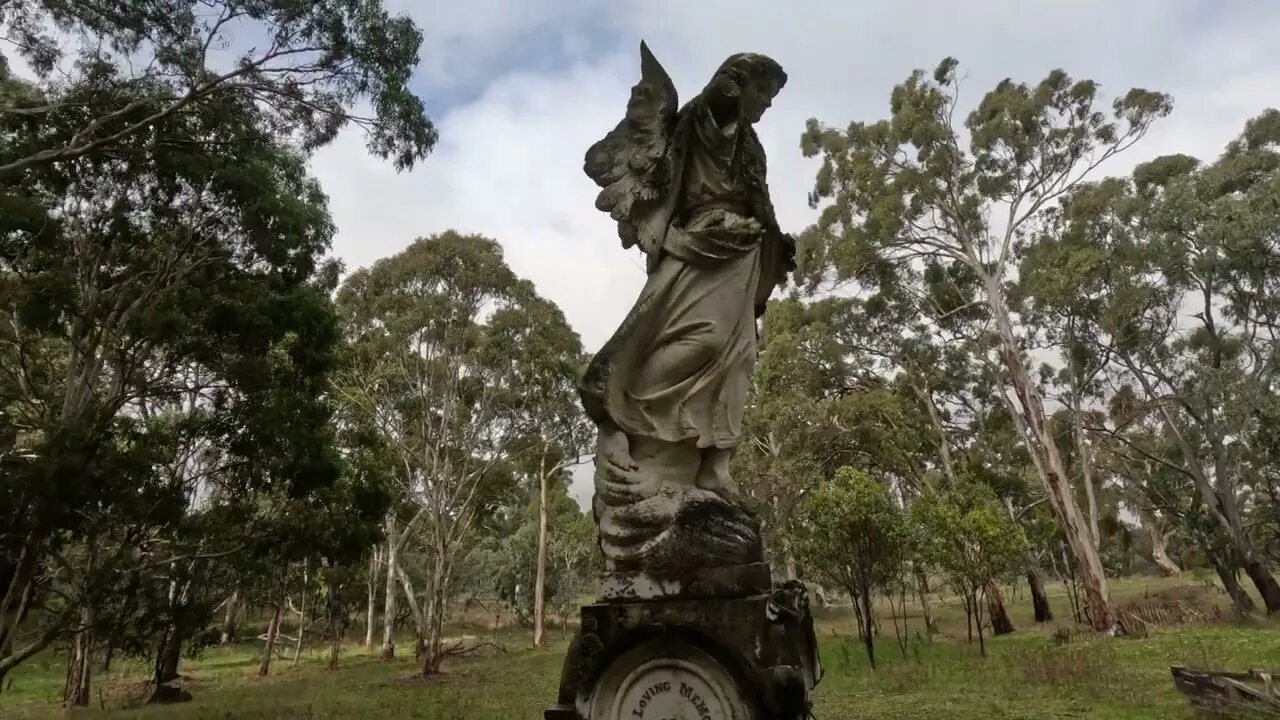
[{"left": 755, "top": 231, "right": 796, "bottom": 316}]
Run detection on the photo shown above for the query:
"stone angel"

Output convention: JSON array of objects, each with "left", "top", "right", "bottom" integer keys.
[{"left": 578, "top": 41, "right": 794, "bottom": 584}]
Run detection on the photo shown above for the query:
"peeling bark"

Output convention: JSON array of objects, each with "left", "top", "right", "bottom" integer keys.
[
  {"left": 988, "top": 278, "right": 1113, "bottom": 632},
  {"left": 220, "top": 589, "right": 240, "bottom": 645},
  {"left": 421, "top": 552, "right": 450, "bottom": 675},
  {"left": 1027, "top": 569, "right": 1053, "bottom": 623},
  {"left": 394, "top": 564, "right": 425, "bottom": 659},
  {"left": 985, "top": 582, "right": 1015, "bottom": 636},
  {"left": 381, "top": 521, "right": 398, "bottom": 661},
  {"left": 62, "top": 606, "right": 93, "bottom": 707},
  {"left": 533, "top": 457, "right": 549, "bottom": 648},
  {"left": 1136, "top": 508, "right": 1181, "bottom": 577},
  {"left": 364, "top": 546, "right": 380, "bottom": 650},
  {"left": 258, "top": 603, "right": 282, "bottom": 677}
]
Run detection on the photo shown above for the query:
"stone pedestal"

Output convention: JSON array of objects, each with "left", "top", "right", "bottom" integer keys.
[{"left": 545, "top": 573, "right": 822, "bottom": 720}]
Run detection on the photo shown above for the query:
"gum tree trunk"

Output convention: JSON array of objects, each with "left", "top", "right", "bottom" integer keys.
[
  {"left": 916, "top": 572, "right": 937, "bottom": 634},
  {"left": 364, "top": 545, "right": 380, "bottom": 650},
  {"left": 1243, "top": 560, "right": 1280, "bottom": 614},
  {"left": 422, "top": 552, "right": 451, "bottom": 676},
  {"left": 533, "top": 458, "right": 550, "bottom": 648},
  {"left": 258, "top": 603, "right": 282, "bottom": 677},
  {"left": 985, "top": 582, "right": 1014, "bottom": 636},
  {"left": 395, "top": 565, "right": 425, "bottom": 659},
  {"left": 63, "top": 606, "right": 93, "bottom": 707},
  {"left": 1217, "top": 554, "right": 1257, "bottom": 615},
  {"left": 381, "top": 522, "right": 398, "bottom": 660},
  {"left": 220, "top": 589, "right": 241, "bottom": 645},
  {"left": 292, "top": 566, "right": 308, "bottom": 667},
  {"left": 1027, "top": 569, "right": 1053, "bottom": 623},
  {"left": 989, "top": 285, "right": 1113, "bottom": 631},
  {"left": 1135, "top": 508, "right": 1181, "bottom": 577}
]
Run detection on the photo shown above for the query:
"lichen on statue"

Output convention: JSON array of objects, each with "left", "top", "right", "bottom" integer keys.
[{"left": 580, "top": 43, "right": 795, "bottom": 580}]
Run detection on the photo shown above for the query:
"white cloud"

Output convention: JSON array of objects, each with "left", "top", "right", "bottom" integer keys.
[
  {"left": 312, "top": 54, "right": 645, "bottom": 348},
  {"left": 309, "top": 1, "right": 1280, "bottom": 508},
  {"left": 386, "top": 0, "right": 612, "bottom": 90}
]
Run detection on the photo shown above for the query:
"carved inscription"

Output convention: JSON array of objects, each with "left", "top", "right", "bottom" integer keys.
[{"left": 623, "top": 676, "right": 722, "bottom": 720}]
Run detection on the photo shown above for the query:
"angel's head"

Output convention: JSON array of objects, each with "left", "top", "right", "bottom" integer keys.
[{"left": 709, "top": 52, "right": 787, "bottom": 124}]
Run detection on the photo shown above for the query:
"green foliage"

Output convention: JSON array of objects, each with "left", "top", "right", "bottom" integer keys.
[
  {"left": 1, "top": 80, "right": 343, "bottom": 528},
  {"left": 801, "top": 59, "right": 1170, "bottom": 290},
  {"left": 796, "top": 58, "right": 1179, "bottom": 631},
  {"left": 794, "top": 468, "right": 910, "bottom": 592},
  {"left": 0, "top": 0, "right": 438, "bottom": 175},
  {"left": 739, "top": 295, "right": 937, "bottom": 564},
  {"left": 911, "top": 482, "right": 1028, "bottom": 606},
  {"left": 334, "top": 231, "right": 585, "bottom": 524},
  {"left": 333, "top": 231, "right": 587, "bottom": 669},
  {"left": 464, "top": 486, "right": 594, "bottom": 625},
  {"left": 793, "top": 468, "right": 908, "bottom": 666},
  {"left": 0, "top": 1, "right": 425, "bottom": 685},
  {"left": 1013, "top": 107, "right": 1280, "bottom": 610}
]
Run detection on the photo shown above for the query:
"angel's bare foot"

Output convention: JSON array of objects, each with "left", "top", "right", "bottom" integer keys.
[
  {"left": 696, "top": 446, "right": 739, "bottom": 498},
  {"left": 598, "top": 425, "right": 639, "bottom": 473}
]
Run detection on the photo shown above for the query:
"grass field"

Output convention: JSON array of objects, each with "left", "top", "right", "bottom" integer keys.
[{"left": 3, "top": 575, "right": 1278, "bottom": 719}]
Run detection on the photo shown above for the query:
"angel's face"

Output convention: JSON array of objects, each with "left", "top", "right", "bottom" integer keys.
[{"left": 740, "top": 77, "right": 780, "bottom": 124}]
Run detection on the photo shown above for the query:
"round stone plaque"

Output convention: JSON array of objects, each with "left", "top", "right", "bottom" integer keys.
[{"left": 586, "top": 640, "right": 751, "bottom": 720}]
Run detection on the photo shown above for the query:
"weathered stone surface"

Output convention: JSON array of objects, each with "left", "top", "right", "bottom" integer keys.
[
  {"left": 597, "top": 488, "right": 766, "bottom": 579},
  {"left": 546, "top": 582, "right": 822, "bottom": 720},
  {"left": 599, "top": 562, "right": 771, "bottom": 602}
]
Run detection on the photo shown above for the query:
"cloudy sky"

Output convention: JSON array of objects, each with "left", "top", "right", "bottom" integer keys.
[
  {"left": 308, "top": 0, "right": 1280, "bottom": 504},
  {"left": 314, "top": 0, "right": 1280, "bottom": 340}
]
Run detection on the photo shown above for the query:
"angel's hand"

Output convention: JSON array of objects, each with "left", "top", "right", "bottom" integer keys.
[{"left": 723, "top": 215, "right": 764, "bottom": 239}]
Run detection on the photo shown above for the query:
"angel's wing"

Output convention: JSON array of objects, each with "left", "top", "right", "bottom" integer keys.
[{"left": 583, "top": 41, "right": 679, "bottom": 255}]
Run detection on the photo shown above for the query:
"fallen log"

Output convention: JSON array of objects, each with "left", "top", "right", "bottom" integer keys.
[
  {"left": 256, "top": 632, "right": 299, "bottom": 658},
  {"left": 442, "top": 639, "right": 506, "bottom": 657},
  {"left": 1171, "top": 666, "right": 1280, "bottom": 717}
]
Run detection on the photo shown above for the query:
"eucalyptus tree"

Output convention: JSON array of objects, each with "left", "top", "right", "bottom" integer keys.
[
  {"left": 334, "top": 232, "right": 582, "bottom": 674},
  {"left": 0, "top": 80, "right": 375, "bottom": 701},
  {"left": 735, "top": 297, "right": 856, "bottom": 576},
  {"left": 490, "top": 297, "right": 589, "bottom": 648},
  {"left": 1, "top": 0, "right": 440, "bottom": 694},
  {"left": 910, "top": 481, "right": 1028, "bottom": 656},
  {"left": 739, "top": 294, "right": 941, "bottom": 587},
  {"left": 0, "top": 0, "right": 437, "bottom": 177},
  {"left": 1018, "top": 113, "right": 1280, "bottom": 613},
  {"left": 801, "top": 58, "right": 1172, "bottom": 631}
]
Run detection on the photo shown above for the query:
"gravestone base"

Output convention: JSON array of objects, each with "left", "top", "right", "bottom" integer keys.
[{"left": 545, "top": 577, "right": 822, "bottom": 720}]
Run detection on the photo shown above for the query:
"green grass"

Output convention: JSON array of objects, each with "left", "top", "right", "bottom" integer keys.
[
  {"left": 811, "top": 624, "right": 1280, "bottom": 719},
  {"left": 3, "top": 576, "right": 1278, "bottom": 719}
]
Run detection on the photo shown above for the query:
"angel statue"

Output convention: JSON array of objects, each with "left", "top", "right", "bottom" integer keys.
[{"left": 580, "top": 41, "right": 794, "bottom": 583}]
